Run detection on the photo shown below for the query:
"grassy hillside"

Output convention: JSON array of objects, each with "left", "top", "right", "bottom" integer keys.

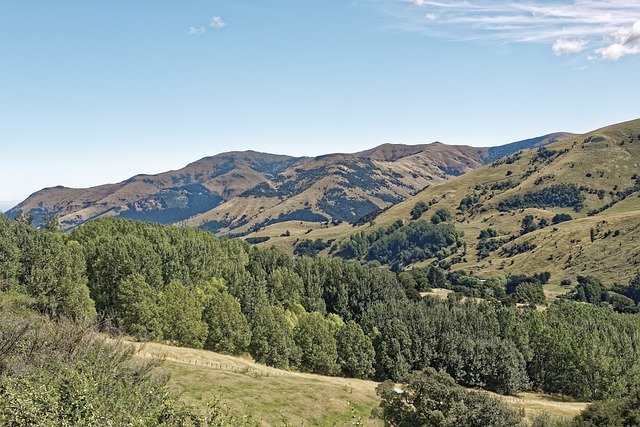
[
  {"left": 133, "top": 341, "right": 587, "bottom": 426},
  {"left": 262, "top": 118, "right": 640, "bottom": 285},
  {"left": 133, "top": 341, "right": 382, "bottom": 426}
]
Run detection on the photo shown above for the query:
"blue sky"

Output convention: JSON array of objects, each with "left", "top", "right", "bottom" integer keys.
[{"left": 1, "top": 0, "right": 639, "bottom": 206}]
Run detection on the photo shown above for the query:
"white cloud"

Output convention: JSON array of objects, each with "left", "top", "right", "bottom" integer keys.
[
  {"left": 389, "top": 1, "right": 640, "bottom": 60},
  {"left": 210, "top": 16, "right": 226, "bottom": 29},
  {"left": 597, "top": 43, "right": 640, "bottom": 60},
  {"left": 553, "top": 39, "right": 588, "bottom": 56},
  {"left": 597, "top": 19, "right": 640, "bottom": 60},
  {"left": 188, "top": 26, "right": 206, "bottom": 35}
]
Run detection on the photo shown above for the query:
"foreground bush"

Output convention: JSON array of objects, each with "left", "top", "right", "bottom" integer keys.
[{"left": 0, "top": 304, "right": 257, "bottom": 426}]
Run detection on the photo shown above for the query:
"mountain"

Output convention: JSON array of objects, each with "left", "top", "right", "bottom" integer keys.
[
  {"left": 303, "top": 118, "right": 640, "bottom": 284},
  {"left": 8, "top": 134, "right": 573, "bottom": 233}
]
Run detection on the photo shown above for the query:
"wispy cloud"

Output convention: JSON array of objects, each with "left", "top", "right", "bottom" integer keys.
[
  {"left": 188, "top": 26, "right": 206, "bottom": 35},
  {"left": 392, "top": 1, "right": 640, "bottom": 60},
  {"left": 210, "top": 16, "right": 226, "bottom": 29}
]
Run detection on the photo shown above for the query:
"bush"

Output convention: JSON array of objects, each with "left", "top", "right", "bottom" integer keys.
[
  {"left": 431, "top": 208, "right": 452, "bottom": 224},
  {"left": 0, "top": 309, "right": 256, "bottom": 426},
  {"left": 410, "top": 201, "right": 429, "bottom": 220},
  {"left": 498, "top": 184, "right": 585, "bottom": 211},
  {"left": 552, "top": 213, "right": 573, "bottom": 224},
  {"left": 573, "top": 388, "right": 640, "bottom": 426},
  {"left": 376, "top": 368, "right": 523, "bottom": 427}
]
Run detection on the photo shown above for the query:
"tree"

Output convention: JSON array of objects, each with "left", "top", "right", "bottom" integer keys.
[
  {"left": 372, "top": 317, "right": 412, "bottom": 381},
  {"left": 430, "top": 208, "right": 452, "bottom": 224},
  {"left": 16, "top": 226, "right": 94, "bottom": 319},
  {"left": 513, "top": 281, "right": 546, "bottom": 305},
  {"left": 116, "top": 274, "right": 163, "bottom": 340},
  {"left": 573, "top": 276, "right": 604, "bottom": 304},
  {"left": 573, "top": 388, "right": 640, "bottom": 426},
  {"left": 376, "top": 368, "right": 523, "bottom": 427},
  {"left": 160, "top": 280, "right": 208, "bottom": 348},
  {"left": 411, "top": 201, "right": 429, "bottom": 220},
  {"left": 520, "top": 215, "right": 538, "bottom": 235},
  {"left": 81, "top": 234, "right": 163, "bottom": 314},
  {"left": 293, "top": 312, "right": 339, "bottom": 375},
  {"left": 336, "top": 320, "right": 375, "bottom": 379},
  {"left": 267, "top": 267, "right": 304, "bottom": 308},
  {"left": 202, "top": 289, "right": 251, "bottom": 355},
  {"left": 248, "top": 304, "right": 296, "bottom": 369},
  {"left": 552, "top": 213, "right": 572, "bottom": 224}
]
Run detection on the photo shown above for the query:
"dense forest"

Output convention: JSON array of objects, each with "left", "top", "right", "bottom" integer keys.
[{"left": 1, "top": 215, "right": 640, "bottom": 425}]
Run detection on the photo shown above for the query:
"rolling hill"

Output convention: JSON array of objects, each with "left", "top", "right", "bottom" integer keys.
[
  {"left": 8, "top": 133, "right": 571, "bottom": 233},
  {"left": 267, "top": 118, "right": 640, "bottom": 285}
]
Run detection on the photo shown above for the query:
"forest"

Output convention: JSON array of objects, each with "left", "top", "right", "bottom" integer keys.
[{"left": 1, "top": 215, "right": 640, "bottom": 426}]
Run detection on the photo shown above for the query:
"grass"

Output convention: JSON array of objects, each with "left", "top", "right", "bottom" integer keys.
[
  {"left": 500, "top": 392, "right": 588, "bottom": 421},
  {"left": 131, "top": 341, "right": 588, "bottom": 426},
  {"left": 132, "top": 341, "right": 382, "bottom": 426}
]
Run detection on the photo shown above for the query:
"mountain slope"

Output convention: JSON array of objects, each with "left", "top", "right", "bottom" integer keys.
[
  {"left": 9, "top": 134, "right": 571, "bottom": 232},
  {"left": 304, "top": 118, "right": 640, "bottom": 284}
]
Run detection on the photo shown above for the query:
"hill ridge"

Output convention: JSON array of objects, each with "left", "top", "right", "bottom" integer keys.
[
  {"left": 9, "top": 133, "right": 573, "bottom": 233},
  {"left": 302, "top": 118, "right": 640, "bottom": 284}
]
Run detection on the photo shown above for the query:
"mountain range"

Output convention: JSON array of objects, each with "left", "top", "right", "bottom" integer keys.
[{"left": 8, "top": 133, "right": 572, "bottom": 233}]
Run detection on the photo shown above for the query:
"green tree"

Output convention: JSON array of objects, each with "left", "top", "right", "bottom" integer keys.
[
  {"left": 336, "top": 320, "right": 375, "bottom": 379},
  {"left": 293, "top": 312, "right": 339, "bottom": 375},
  {"left": 15, "top": 224, "right": 94, "bottom": 319},
  {"left": 372, "top": 317, "right": 412, "bottom": 381},
  {"left": 249, "top": 304, "right": 296, "bottom": 369},
  {"left": 520, "top": 214, "right": 538, "bottom": 235},
  {"left": 573, "top": 388, "right": 640, "bottom": 426},
  {"left": 430, "top": 208, "right": 452, "bottom": 224},
  {"left": 202, "top": 288, "right": 251, "bottom": 355},
  {"left": 376, "top": 368, "right": 523, "bottom": 427},
  {"left": 411, "top": 201, "right": 429, "bottom": 220},
  {"left": 160, "top": 280, "right": 208, "bottom": 348},
  {"left": 115, "top": 274, "right": 163, "bottom": 340},
  {"left": 267, "top": 267, "right": 304, "bottom": 308},
  {"left": 80, "top": 233, "right": 162, "bottom": 314},
  {"left": 513, "top": 281, "right": 546, "bottom": 305}
]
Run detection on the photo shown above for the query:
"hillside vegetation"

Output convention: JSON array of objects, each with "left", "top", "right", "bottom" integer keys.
[
  {"left": 2, "top": 214, "right": 640, "bottom": 425},
  {"left": 268, "top": 118, "right": 640, "bottom": 285}
]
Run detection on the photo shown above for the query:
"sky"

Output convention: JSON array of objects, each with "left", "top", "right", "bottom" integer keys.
[{"left": 1, "top": 0, "right": 639, "bottom": 207}]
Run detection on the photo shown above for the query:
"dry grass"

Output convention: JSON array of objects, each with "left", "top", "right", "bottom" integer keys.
[
  {"left": 500, "top": 392, "right": 588, "bottom": 421},
  {"left": 131, "top": 341, "right": 382, "bottom": 426},
  {"left": 131, "top": 341, "right": 588, "bottom": 426},
  {"left": 420, "top": 288, "right": 454, "bottom": 299}
]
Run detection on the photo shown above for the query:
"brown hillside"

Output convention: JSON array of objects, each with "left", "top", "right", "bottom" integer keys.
[{"left": 10, "top": 135, "right": 566, "bottom": 232}]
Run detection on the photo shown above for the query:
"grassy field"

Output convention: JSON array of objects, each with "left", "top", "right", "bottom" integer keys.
[
  {"left": 132, "top": 341, "right": 588, "bottom": 426},
  {"left": 133, "top": 341, "right": 382, "bottom": 426}
]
